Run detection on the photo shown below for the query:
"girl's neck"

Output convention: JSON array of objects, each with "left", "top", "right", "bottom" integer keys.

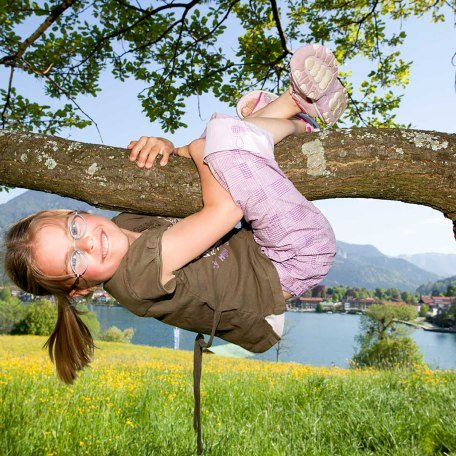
[{"left": 120, "top": 228, "right": 142, "bottom": 246}]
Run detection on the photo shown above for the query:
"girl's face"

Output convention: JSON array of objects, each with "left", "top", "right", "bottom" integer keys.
[{"left": 33, "top": 213, "right": 133, "bottom": 291}]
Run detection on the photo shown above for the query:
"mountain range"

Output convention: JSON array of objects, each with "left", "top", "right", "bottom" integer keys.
[
  {"left": 0, "top": 190, "right": 453, "bottom": 292},
  {"left": 398, "top": 253, "right": 456, "bottom": 278},
  {"left": 323, "top": 241, "right": 441, "bottom": 292}
]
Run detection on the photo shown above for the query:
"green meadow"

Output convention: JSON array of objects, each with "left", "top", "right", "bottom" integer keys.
[{"left": 1, "top": 335, "right": 455, "bottom": 455}]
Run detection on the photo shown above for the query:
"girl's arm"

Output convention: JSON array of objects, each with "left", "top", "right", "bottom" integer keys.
[
  {"left": 160, "top": 138, "right": 242, "bottom": 284},
  {"left": 128, "top": 137, "right": 243, "bottom": 285}
]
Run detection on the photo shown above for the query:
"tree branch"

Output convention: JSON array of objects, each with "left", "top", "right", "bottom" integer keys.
[
  {"left": 158, "top": 0, "right": 241, "bottom": 85},
  {"left": 269, "top": 0, "right": 292, "bottom": 55},
  {"left": 1, "top": 67, "right": 15, "bottom": 129},
  {"left": 0, "top": 0, "right": 78, "bottom": 66},
  {"left": 69, "top": 0, "right": 201, "bottom": 71},
  {"left": 0, "top": 127, "right": 454, "bottom": 239},
  {"left": 21, "top": 60, "right": 103, "bottom": 142}
]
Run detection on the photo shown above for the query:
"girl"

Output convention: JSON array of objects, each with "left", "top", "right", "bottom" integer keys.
[{"left": 4, "top": 44, "right": 345, "bottom": 452}]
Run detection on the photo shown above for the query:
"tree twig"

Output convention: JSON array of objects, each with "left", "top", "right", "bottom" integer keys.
[
  {"left": 69, "top": 0, "right": 201, "bottom": 71},
  {"left": 22, "top": 60, "right": 104, "bottom": 142},
  {"left": 1, "top": 67, "right": 15, "bottom": 129},
  {"left": 0, "top": 0, "right": 78, "bottom": 66},
  {"left": 269, "top": 0, "right": 292, "bottom": 56}
]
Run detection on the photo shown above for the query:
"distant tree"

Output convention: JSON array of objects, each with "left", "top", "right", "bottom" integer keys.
[
  {"left": 12, "top": 299, "right": 57, "bottom": 335},
  {"left": 312, "top": 285, "right": 326, "bottom": 298},
  {"left": 0, "top": 287, "right": 12, "bottom": 300},
  {"left": 417, "top": 278, "right": 456, "bottom": 296},
  {"left": 446, "top": 285, "right": 456, "bottom": 297},
  {"left": 374, "top": 288, "right": 385, "bottom": 300},
  {"left": 77, "top": 303, "right": 100, "bottom": 337},
  {"left": 98, "top": 326, "right": 134, "bottom": 343},
  {"left": 315, "top": 302, "right": 324, "bottom": 313},
  {"left": 386, "top": 288, "right": 401, "bottom": 301},
  {"left": 12, "top": 299, "right": 99, "bottom": 336},
  {"left": 431, "top": 289, "right": 441, "bottom": 297},
  {"left": 419, "top": 304, "right": 430, "bottom": 317},
  {"left": 352, "top": 337, "right": 424, "bottom": 370},
  {"left": 274, "top": 322, "right": 292, "bottom": 362},
  {"left": 0, "top": 288, "right": 26, "bottom": 334},
  {"left": 327, "top": 286, "right": 346, "bottom": 303},
  {"left": 401, "top": 291, "right": 412, "bottom": 303},
  {"left": 351, "top": 304, "right": 424, "bottom": 369},
  {"left": 431, "top": 306, "right": 456, "bottom": 329}
]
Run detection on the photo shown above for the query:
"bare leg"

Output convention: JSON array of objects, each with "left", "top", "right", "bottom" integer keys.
[
  {"left": 242, "top": 89, "right": 309, "bottom": 143},
  {"left": 243, "top": 117, "right": 306, "bottom": 144},
  {"left": 242, "top": 88, "right": 319, "bottom": 119}
]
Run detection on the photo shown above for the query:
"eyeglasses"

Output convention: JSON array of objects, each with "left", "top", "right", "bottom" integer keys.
[{"left": 67, "top": 211, "right": 88, "bottom": 279}]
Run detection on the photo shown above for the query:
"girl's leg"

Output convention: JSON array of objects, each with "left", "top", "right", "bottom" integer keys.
[
  {"left": 243, "top": 116, "right": 306, "bottom": 144},
  {"left": 244, "top": 89, "right": 316, "bottom": 120},
  {"left": 240, "top": 44, "right": 347, "bottom": 125},
  {"left": 203, "top": 115, "right": 336, "bottom": 297},
  {"left": 240, "top": 89, "right": 313, "bottom": 143}
]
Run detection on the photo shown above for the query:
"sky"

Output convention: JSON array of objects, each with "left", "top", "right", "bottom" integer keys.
[{"left": 1, "top": 7, "right": 455, "bottom": 257}]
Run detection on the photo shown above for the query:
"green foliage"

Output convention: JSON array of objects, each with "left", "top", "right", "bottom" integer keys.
[
  {"left": 351, "top": 337, "right": 425, "bottom": 369},
  {"left": 315, "top": 302, "right": 324, "bottom": 313},
  {"left": 0, "top": 1, "right": 450, "bottom": 134},
  {"left": 77, "top": 303, "right": 100, "bottom": 337},
  {"left": 2, "top": 335, "right": 455, "bottom": 455},
  {"left": 0, "top": 288, "right": 26, "bottom": 334},
  {"left": 417, "top": 275, "right": 456, "bottom": 295},
  {"left": 446, "top": 284, "right": 456, "bottom": 296},
  {"left": 352, "top": 303, "right": 424, "bottom": 369},
  {"left": 325, "top": 286, "right": 420, "bottom": 303},
  {"left": 430, "top": 306, "right": 456, "bottom": 329},
  {"left": 12, "top": 299, "right": 57, "bottom": 335},
  {"left": 98, "top": 326, "right": 134, "bottom": 343},
  {"left": 419, "top": 303, "right": 430, "bottom": 317},
  {"left": 11, "top": 300, "right": 100, "bottom": 336}
]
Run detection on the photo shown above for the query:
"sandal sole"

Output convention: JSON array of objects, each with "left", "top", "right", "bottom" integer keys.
[{"left": 290, "top": 44, "right": 347, "bottom": 125}]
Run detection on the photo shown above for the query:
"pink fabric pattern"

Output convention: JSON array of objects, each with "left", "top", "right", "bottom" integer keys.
[{"left": 203, "top": 114, "right": 336, "bottom": 296}]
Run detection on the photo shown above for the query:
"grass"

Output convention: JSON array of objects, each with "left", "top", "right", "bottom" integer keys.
[{"left": 1, "top": 335, "right": 455, "bottom": 455}]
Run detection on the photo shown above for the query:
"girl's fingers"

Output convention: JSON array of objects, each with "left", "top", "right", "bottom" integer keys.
[
  {"left": 136, "top": 144, "right": 156, "bottom": 168},
  {"left": 159, "top": 149, "right": 170, "bottom": 166},
  {"left": 129, "top": 137, "right": 148, "bottom": 161},
  {"left": 144, "top": 149, "right": 159, "bottom": 168},
  {"left": 128, "top": 137, "right": 175, "bottom": 168}
]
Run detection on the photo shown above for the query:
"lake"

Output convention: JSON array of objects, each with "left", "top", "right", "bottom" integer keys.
[{"left": 91, "top": 305, "right": 456, "bottom": 370}]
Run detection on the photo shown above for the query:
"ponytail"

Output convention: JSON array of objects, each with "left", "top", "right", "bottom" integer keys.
[
  {"left": 44, "top": 295, "right": 95, "bottom": 384},
  {"left": 4, "top": 210, "right": 95, "bottom": 383}
]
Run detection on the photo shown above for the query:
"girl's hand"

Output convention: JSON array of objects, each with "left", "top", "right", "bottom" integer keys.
[{"left": 128, "top": 136, "right": 176, "bottom": 168}]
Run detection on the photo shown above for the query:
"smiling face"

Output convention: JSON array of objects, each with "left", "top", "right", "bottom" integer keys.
[{"left": 33, "top": 212, "right": 133, "bottom": 291}]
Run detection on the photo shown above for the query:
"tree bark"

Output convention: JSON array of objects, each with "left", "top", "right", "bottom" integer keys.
[{"left": 0, "top": 127, "right": 454, "bottom": 238}]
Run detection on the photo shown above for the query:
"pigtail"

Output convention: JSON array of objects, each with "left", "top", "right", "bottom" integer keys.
[
  {"left": 4, "top": 209, "right": 95, "bottom": 384},
  {"left": 44, "top": 295, "right": 95, "bottom": 384}
]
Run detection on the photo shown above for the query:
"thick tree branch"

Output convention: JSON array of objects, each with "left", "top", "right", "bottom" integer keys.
[{"left": 0, "top": 128, "right": 454, "bottom": 240}]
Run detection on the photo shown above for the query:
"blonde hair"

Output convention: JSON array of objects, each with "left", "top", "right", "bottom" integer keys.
[{"left": 4, "top": 209, "right": 95, "bottom": 383}]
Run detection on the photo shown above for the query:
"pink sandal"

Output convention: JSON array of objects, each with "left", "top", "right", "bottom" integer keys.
[
  {"left": 236, "top": 90, "right": 320, "bottom": 132},
  {"left": 236, "top": 90, "right": 278, "bottom": 119},
  {"left": 289, "top": 44, "right": 347, "bottom": 125}
]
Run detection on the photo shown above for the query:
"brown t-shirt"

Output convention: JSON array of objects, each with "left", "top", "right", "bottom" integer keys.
[{"left": 103, "top": 213, "right": 285, "bottom": 353}]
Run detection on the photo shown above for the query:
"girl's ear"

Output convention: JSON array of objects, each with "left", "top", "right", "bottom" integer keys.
[{"left": 69, "top": 286, "right": 96, "bottom": 298}]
